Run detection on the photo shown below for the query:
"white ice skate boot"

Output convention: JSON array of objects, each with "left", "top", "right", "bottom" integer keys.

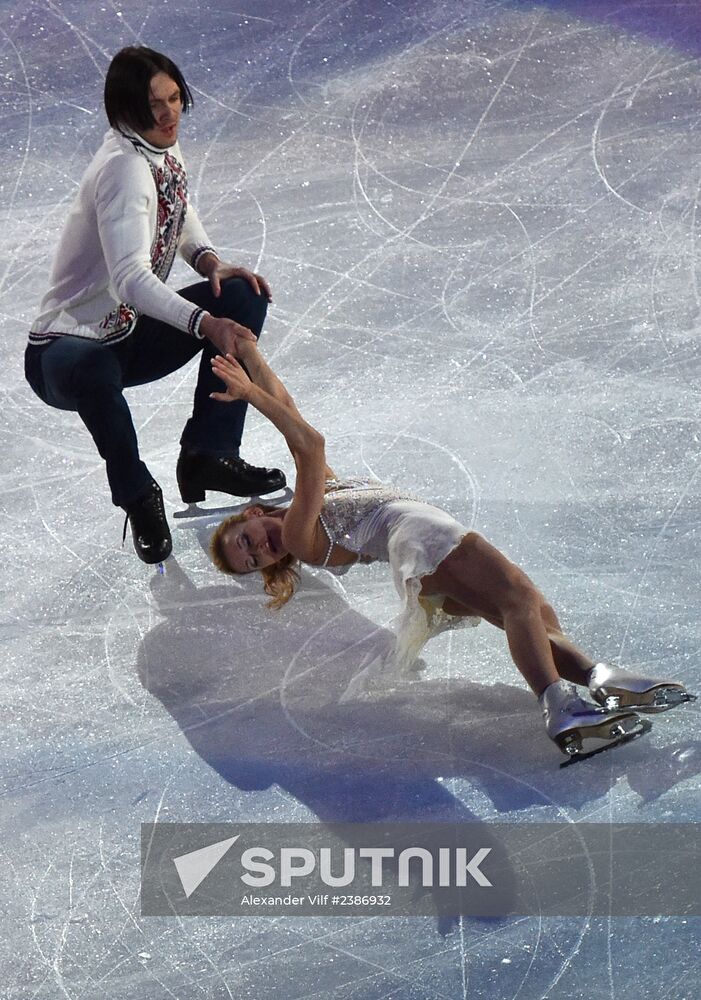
[
  {"left": 588, "top": 663, "right": 696, "bottom": 714},
  {"left": 540, "top": 679, "right": 643, "bottom": 757}
]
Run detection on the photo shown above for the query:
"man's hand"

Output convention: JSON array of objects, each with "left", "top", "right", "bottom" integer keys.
[
  {"left": 199, "top": 314, "right": 256, "bottom": 358},
  {"left": 210, "top": 354, "right": 254, "bottom": 403},
  {"left": 198, "top": 254, "right": 272, "bottom": 301}
]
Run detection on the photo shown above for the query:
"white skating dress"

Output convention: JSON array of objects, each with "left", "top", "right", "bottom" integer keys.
[{"left": 318, "top": 478, "right": 480, "bottom": 694}]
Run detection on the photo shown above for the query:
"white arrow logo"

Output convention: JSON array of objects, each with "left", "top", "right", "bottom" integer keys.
[{"left": 173, "top": 835, "right": 240, "bottom": 898}]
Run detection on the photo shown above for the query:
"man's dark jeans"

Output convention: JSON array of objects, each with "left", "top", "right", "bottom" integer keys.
[{"left": 24, "top": 278, "right": 267, "bottom": 507}]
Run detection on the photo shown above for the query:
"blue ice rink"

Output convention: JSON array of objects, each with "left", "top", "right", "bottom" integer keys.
[{"left": 2, "top": 1, "right": 700, "bottom": 997}]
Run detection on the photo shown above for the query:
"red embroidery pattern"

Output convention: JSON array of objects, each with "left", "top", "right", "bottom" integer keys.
[
  {"left": 150, "top": 152, "right": 188, "bottom": 281},
  {"left": 100, "top": 301, "right": 138, "bottom": 337},
  {"left": 99, "top": 148, "right": 189, "bottom": 339}
]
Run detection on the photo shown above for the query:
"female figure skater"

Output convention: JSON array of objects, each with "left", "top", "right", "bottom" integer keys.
[{"left": 207, "top": 345, "right": 693, "bottom": 758}]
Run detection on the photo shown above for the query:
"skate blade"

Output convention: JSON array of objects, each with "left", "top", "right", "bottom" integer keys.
[
  {"left": 558, "top": 718, "right": 652, "bottom": 767},
  {"left": 555, "top": 714, "right": 646, "bottom": 759},
  {"left": 601, "top": 685, "right": 697, "bottom": 714}
]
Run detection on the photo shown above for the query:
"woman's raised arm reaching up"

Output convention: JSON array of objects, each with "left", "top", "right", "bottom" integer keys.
[{"left": 210, "top": 353, "right": 329, "bottom": 563}]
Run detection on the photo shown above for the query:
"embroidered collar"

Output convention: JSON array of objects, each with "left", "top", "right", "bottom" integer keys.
[{"left": 116, "top": 126, "right": 177, "bottom": 157}]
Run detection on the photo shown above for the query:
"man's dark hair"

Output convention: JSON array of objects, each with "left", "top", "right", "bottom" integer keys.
[{"left": 104, "top": 46, "right": 194, "bottom": 132}]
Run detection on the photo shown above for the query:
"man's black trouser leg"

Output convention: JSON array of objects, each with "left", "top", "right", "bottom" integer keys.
[
  {"left": 24, "top": 333, "right": 153, "bottom": 508},
  {"left": 24, "top": 278, "right": 268, "bottom": 508},
  {"left": 175, "top": 277, "right": 268, "bottom": 455}
]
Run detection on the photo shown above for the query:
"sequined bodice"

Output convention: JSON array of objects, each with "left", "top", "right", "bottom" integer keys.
[
  {"left": 312, "top": 478, "right": 477, "bottom": 680},
  {"left": 319, "top": 477, "right": 414, "bottom": 566}
]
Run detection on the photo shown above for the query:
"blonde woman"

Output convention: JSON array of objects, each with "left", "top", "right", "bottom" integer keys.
[{"left": 207, "top": 344, "right": 693, "bottom": 759}]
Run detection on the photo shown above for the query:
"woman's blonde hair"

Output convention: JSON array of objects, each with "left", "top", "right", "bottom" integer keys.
[{"left": 209, "top": 505, "right": 300, "bottom": 610}]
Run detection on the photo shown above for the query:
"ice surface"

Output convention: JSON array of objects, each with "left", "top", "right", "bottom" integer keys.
[{"left": 2, "top": 1, "right": 700, "bottom": 997}]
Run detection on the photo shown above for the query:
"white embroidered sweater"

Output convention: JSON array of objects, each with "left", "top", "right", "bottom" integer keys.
[{"left": 29, "top": 128, "right": 217, "bottom": 346}]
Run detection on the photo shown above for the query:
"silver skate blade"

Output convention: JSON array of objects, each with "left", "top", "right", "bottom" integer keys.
[
  {"left": 554, "top": 712, "right": 644, "bottom": 757},
  {"left": 558, "top": 718, "right": 652, "bottom": 768},
  {"left": 173, "top": 501, "right": 244, "bottom": 520},
  {"left": 601, "top": 686, "right": 697, "bottom": 714},
  {"left": 174, "top": 487, "right": 294, "bottom": 520}
]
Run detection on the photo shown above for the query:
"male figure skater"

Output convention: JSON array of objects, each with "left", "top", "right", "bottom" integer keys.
[{"left": 24, "top": 46, "right": 285, "bottom": 564}]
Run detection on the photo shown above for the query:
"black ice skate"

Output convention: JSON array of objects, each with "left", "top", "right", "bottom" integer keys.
[
  {"left": 122, "top": 481, "right": 172, "bottom": 565},
  {"left": 540, "top": 680, "right": 645, "bottom": 759},
  {"left": 176, "top": 445, "right": 286, "bottom": 503},
  {"left": 588, "top": 662, "right": 697, "bottom": 714}
]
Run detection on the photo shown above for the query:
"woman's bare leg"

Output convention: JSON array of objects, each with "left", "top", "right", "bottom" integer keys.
[
  {"left": 441, "top": 592, "right": 595, "bottom": 688},
  {"left": 424, "top": 534, "right": 617, "bottom": 695},
  {"left": 547, "top": 631, "right": 595, "bottom": 686},
  {"left": 422, "top": 533, "right": 563, "bottom": 697},
  {"left": 424, "top": 534, "right": 649, "bottom": 755}
]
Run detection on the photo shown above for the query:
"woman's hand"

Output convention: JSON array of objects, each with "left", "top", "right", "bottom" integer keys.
[
  {"left": 198, "top": 255, "right": 272, "bottom": 301},
  {"left": 210, "top": 354, "right": 254, "bottom": 403}
]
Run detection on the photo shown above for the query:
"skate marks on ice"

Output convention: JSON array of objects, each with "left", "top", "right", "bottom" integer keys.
[
  {"left": 138, "top": 559, "right": 695, "bottom": 811},
  {"left": 4, "top": 0, "right": 701, "bottom": 996}
]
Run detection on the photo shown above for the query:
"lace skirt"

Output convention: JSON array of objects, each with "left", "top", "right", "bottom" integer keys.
[{"left": 341, "top": 500, "right": 480, "bottom": 700}]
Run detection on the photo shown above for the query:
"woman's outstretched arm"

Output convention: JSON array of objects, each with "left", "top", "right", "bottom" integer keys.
[
  {"left": 233, "top": 340, "right": 337, "bottom": 480},
  {"left": 235, "top": 338, "right": 300, "bottom": 413},
  {"left": 210, "top": 354, "right": 329, "bottom": 561},
  {"left": 211, "top": 354, "right": 318, "bottom": 455}
]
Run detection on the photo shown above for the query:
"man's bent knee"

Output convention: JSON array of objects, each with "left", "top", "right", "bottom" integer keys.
[{"left": 219, "top": 277, "right": 268, "bottom": 332}]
